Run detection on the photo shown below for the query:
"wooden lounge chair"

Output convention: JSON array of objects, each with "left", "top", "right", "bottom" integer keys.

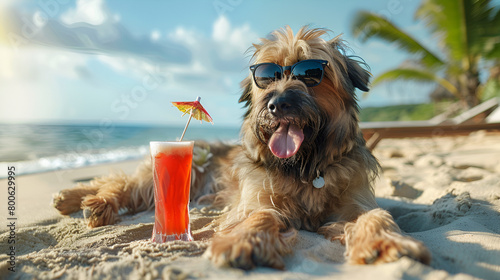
[{"left": 360, "top": 98, "right": 500, "bottom": 150}]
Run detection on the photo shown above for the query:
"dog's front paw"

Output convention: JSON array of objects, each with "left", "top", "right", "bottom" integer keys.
[
  {"left": 82, "top": 195, "right": 119, "bottom": 228},
  {"left": 318, "top": 222, "right": 347, "bottom": 244},
  {"left": 347, "top": 231, "right": 431, "bottom": 265},
  {"left": 52, "top": 190, "right": 84, "bottom": 215},
  {"left": 205, "top": 230, "right": 293, "bottom": 270}
]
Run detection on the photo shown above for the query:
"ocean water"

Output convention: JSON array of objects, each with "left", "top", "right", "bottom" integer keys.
[{"left": 0, "top": 124, "right": 240, "bottom": 178}]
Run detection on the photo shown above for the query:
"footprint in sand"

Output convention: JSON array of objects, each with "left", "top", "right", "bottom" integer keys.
[
  {"left": 454, "top": 167, "right": 489, "bottom": 182},
  {"left": 389, "top": 192, "right": 473, "bottom": 233}
]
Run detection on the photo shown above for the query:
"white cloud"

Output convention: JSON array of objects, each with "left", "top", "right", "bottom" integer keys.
[
  {"left": 212, "top": 16, "right": 257, "bottom": 57},
  {"left": 170, "top": 27, "right": 198, "bottom": 46},
  {"left": 150, "top": 30, "right": 160, "bottom": 41},
  {"left": 0, "top": 45, "right": 89, "bottom": 81},
  {"left": 1, "top": 6, "right": 258, "bottom": 125},
  {"left": 5, "top": 3, "right": 191, "bottom": 65},
  {"left": 212, "top": 16, "right": 231, "bottom": 42},
  {"left": 0, "top": 0, "right": 14, "bottom": 9},
  {"left": 97, "top": 55, "right": 171, "bottom": 83},
  {"left": 61, "top": 0, "right": 107, "bottom": 25},
  {"left": 33, "top": 11, "right": 48, "bottom": 28},
  {"left": 167, "top": 15, "right": 259, "bottom": 77},
  {"left": 0, "top": 45, "right": 92, "bottom": 123}
]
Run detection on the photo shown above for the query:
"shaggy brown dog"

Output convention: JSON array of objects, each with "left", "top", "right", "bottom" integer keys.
[{"left": 53, "top": 26, "right": 431, "bottom": 269}]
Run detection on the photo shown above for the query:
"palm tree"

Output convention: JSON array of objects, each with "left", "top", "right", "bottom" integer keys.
[{"left": 352, "top": 0, "right": 500, "bottom": 108}]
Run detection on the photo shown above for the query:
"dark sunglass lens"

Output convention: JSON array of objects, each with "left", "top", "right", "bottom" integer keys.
[
  {"left": 254, "top": 64, "right": 282, "bottom": 88},
  {"left": 292, "top": 61, "right": 324, "bottom": 87}
]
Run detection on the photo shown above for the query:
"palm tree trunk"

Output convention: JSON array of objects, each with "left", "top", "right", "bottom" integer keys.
[{"left": 459, "top": 71, "right": 481, "bottom": 108}]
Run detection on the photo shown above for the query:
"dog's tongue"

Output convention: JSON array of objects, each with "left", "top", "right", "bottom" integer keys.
[{"left": 268, "top": 122, "right": 304, "bottom": 158}]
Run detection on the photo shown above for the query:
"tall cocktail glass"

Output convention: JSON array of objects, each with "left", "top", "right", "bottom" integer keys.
[{"left": 150, "top": 141, "right": 194, "bottom": 242}]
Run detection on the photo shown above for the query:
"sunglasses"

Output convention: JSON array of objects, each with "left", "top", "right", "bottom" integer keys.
[{"left": 249, "top": 59, "right": 328, "bottom": 89}]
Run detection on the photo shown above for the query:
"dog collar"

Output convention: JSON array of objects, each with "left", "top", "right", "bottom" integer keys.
[{"left": 313, "top": 171, "right": 325, "bottom": 188}]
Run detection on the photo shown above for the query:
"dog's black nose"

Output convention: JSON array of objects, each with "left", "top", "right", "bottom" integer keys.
[{"left": 268, "top": 96, "right": 291, "bottom": 116}]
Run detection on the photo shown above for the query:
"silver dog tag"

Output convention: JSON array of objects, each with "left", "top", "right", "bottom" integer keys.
[{"left": 313, "top": 176, "right": 325, "bottom": 188}]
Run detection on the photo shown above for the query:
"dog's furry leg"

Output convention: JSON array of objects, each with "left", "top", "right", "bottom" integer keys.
[
  {"left": 344, "top": 208, "right": 431, "bottom": 265},
  {"left": 53, "top": 160, "right": 154, "bottom": 227},
  {"left": 52, "top": 184, "right": 99, "bottom": 215},
  {"left": 83, "top": 160, "right": 155, "bottom": 227},
  {"left": 81, "top": 173, "right": 132, "bottom": 227},
  {"left": 206, "top": 209, "right": 297, "bottom": 270},
  {"left": 52, "top": 142, "right": 231, "bottom": 228}
]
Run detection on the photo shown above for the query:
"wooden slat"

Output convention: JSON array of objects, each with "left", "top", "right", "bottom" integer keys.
[
  {"left": 360, "top": 98, "right": 500, "bottom": 150},
  {"left": 361, "top": 122, "right": 500, "bottom": 150}
]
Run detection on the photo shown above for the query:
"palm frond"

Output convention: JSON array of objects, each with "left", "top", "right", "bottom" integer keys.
[
  {"left": 483, "top": 4, "right": 500, "bottom": 59},
  {"left": 371, "top": 68, "right": 459, "bottom": 98},
  {"left": 351, "top": 11, "right": 445, "bottom": 68},
  {"left": 416, "top": 0, "right": 500, "bottom": 66}
]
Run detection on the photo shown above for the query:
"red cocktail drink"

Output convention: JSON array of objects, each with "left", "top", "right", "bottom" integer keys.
[{"left": 150, "top": 141, "right": 194, "bottom": 242}]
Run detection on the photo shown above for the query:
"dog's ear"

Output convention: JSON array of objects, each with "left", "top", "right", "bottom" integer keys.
[
  {"left": 346, "top": 57, "right": 371, "bottom": 92},
  {"left": 239, "top": 76, "right": 253, "bottom": 117},
  {"left": 239, "top": 76, "right": 252, "bottom": 105}
]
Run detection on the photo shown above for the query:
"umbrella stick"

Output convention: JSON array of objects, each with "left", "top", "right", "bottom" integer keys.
[{"left": 179, "top": 111, "right": 193, "bottom": 141}]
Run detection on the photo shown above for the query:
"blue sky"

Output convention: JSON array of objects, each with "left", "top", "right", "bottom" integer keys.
[{"left": 0, "top": 0, "right": 436, "bottom": 128}]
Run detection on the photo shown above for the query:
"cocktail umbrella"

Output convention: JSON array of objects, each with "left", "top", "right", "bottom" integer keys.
[{"left": 172, "top": 96, "right": 213, "bottom": 141}]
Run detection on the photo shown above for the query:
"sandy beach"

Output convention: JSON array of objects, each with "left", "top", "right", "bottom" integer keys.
[{"left": 1, "top": 132, "right": 500, "bottom": 280}]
